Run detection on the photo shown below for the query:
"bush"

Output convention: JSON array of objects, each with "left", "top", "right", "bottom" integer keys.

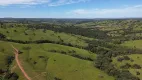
[
  {"left": 5, "top": 56, "right": 14, "bottom": 67},
  {"left": 60, "top": 51, "right": 67, "bottom": 54},
  {"left": 0, "top": 69, "right": 6, "bottom": 74},
  {"left": 116, "top": 70, "right": 140, "bottom": 80},
  {"left": 49, "top": 50, "right": 57, "bottom": 53},
  {"left": 14, "top": 30, "right": 17, "bottom": 32},
  {"left": 117, "top": 57, "right": 124, "bottom": 62},
  {"left": 4, "top": 72, "right": 19, "bottom": 80},
  {"left": 136, "top": 71, "right": 140, "bottom": 75},
  {"left": 18, "top": 51, "right": 23, "bottom": 54},
  {"left": 132, "top": 64, "right": 141, "bottom": 69},
  {"left": 6, "top": 31, "right": 9, "bottom": 33},
  {"left": 38, "top": 56, "right": 45, "bottom": 58},
  {"left": 120, "top": 63, "right": 131, "bottom": 69},
  {"left": 0, "top": 33, "right": 6, "bottom": 39},
  {"left": 33, "top": 61, "right": 37, "bottom": 65},
  {"left": 123, "top": 56, "right": 130, "bottom": 60},
  {"left": 130, "top": 59, "right": 134, "bottom": 62},
  {"left": 54, "top": 77, "right": 61, "bottom": 80}
]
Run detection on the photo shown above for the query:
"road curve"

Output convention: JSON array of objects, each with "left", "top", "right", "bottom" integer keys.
[{"left": 12, "top": 45, "right": 31, "bottom": 80}]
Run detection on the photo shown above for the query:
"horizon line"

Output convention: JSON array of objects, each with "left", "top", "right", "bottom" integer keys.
[{"left": 0, "top": 17, "right": 142, "bottom": 19}]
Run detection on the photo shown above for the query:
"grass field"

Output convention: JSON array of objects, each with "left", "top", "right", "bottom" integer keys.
[
  {"left": 121, "top": 40, "right": 142, "bottom": 49},
  {"left": 113, "top": 54, "right": 142, "bottom": 80},
  {"left": 0, "top": 41, "right": 114, "bottom": 80},
  {"left": 0, "top": 27, "right": 91, "bottom": 47}
]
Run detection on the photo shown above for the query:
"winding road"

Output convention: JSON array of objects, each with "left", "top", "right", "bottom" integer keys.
[{"left": 12, "top": 45, "right": 31, "bottom": 80}]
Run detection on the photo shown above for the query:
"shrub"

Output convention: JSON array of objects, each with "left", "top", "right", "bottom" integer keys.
[
  {"left": 14, "top": 30, "right": 17, "bottom": 32},
  {"left": 123, "top": 56, "right": 130, "bottom": 60},
  {"left": 136, "top": 71, "right": 140, "bottom": 75},
  {"left": 120, "top": 63, "right": 131, "bottom": 69},
  {"left": 60, "top": 51, "right": 67, "bottom": 54},
  {"left": 132, "top": 64, "right": 141, "bottom": 69},
  {"left": 117, "top": 57, "right": 124, "bottom": 62},
  {"left": 0, "top": 33, "right": 6, "bottom": 39},
  {"left": 130, "top": 59, "right": 134, "bottom": 62},
  {"left": 54, "top": 77, "right": 61, "bottom": 80},
  {"left": 38, "top": 56, "right": 45, "bottom": 58},
  {"left": 4, "top": 72, "right": 19, "bottom": 80},
  {"left": 33, "top": 61, "right": 37, "bottom": 65},
  {"left": 49, "top": 50, "right": 57, "bottom": 53}
]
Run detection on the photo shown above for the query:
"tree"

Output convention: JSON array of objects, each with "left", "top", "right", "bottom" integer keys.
[
  {"left": 14, "top": 30, "right": 17, "bottom": 32},
  {"left": 0, "top": 33, "right": 6, "bottom": 39},
  {"left": 136, "top": 71, "right": 140, "bottom": 75},
  {"left": 123, "top": 56, "right": 130, "bottom": 60},
  {"left": 132, "top": 64, "right": 141, "bottom": 69}
]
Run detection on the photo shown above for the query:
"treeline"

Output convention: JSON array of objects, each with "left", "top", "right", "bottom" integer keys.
[
  {"left": 48, "top": 50, "right": 94, "bottom": 61},
  {"left": 0, "top": 72, "right": 19, "bottom": 80},
  {"left": 85, "top": 40, "right": 142, "bottom": 56},
  {"left": 5, "top": 39, "right": 94, "bottom": 61},
  {"left": 0, "top": 22, "right": 109, "bottom": 39},
  {"left": 0, "top": 35, "right": 95, "bottom": 62},
  {"left": 85, "top": 40, "right": 141, "bottom": 80},
  {"left": 0, "top": 55, "right": 19, "bottom": 80},
  {"left": 110, "top": 29, "right": 142, "bottom": 43},
  {"left": 95, "top": 52, "right": 139, "bottom": 80},
  {"left": 5, "top": 39, "right": 82, "bottom": 48},
  {"left": 0, "top": 32, "right": 82, "bottom": 48},
  {"left": 112, "top": 36, "right": 142, "bottom": 44},
  {"left": 26, "top": 23, "right": 109, "bottom": 39},
  {"left": 1, "top": 35, "right": 142, "bottom": 62},
  {"left": 106, "top": 21, "right": 142, "bottom": 43}
]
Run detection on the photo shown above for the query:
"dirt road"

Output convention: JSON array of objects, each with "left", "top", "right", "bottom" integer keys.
[{"left": 12, "top": 45, "right": 31, "bottom": 80}]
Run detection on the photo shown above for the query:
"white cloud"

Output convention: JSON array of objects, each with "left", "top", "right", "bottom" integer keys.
[
  {"left": 0, "top": 0, "right": 89, "bottom": 6},
  {"left": 48, "top": 0, "right": 89, "bottom": 6},
  {"left": 0, "top": 0, "right": 50, "bottom": 6},
  {"left": 68, "top": 5, "right": 142, "bottom": 18}
]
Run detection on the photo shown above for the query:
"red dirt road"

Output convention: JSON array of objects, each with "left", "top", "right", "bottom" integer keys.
[{"left": 12, "top": 45, "right": 31, "bottom": 80}]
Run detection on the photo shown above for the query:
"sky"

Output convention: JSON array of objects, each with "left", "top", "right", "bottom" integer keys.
[{"left": 0, "top": 0, "right": 142, "bottom": 18}]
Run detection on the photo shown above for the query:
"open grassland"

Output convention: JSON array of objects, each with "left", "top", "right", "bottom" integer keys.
[
  {"left": 121, "top": 40, "right": 142, "bottom": 49},
  {"left": 0, "top": 41, "right": 114, "bottom": 80},
  {"left": 0, "top": 27, "right": 91, "bottom": 47},
  {"left": 113, "top": 54, "right": 142, "bottom": 80},
  {"left": 0, "top": 52, "right": 9, "bottom": 70}
]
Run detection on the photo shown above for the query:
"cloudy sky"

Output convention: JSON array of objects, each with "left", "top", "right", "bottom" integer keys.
[{"left": 0, "top": 0, "right": 142, "bottom": 18}]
